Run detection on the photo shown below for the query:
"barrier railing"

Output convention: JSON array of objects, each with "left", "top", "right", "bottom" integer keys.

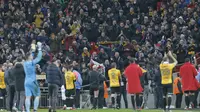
[
  {"left": 38, "top": 87, "right": 112, "bottom": 109},
  {"left": 39, "top": 87, "right": 64, "bottom": 108}
]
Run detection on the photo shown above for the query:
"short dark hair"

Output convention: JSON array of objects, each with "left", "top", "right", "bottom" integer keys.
[
  {"left": 26, "top": 52, "right": 32, "bottom": 60},
  {"left": 177, "top": 73, "right": 180, "bottom": 77},
  {"left": 163, "top": 57, "right": 168, "bottom": 62},
  {"left": 111, "top": 62, "right": 116, "bottom": 68},
  {"left": 129, "top": 58, "right": 136, "bottom": 63},
  {"left": 185, "top": 58, "right": 190, "bottom": 62},
  {"left": 65, "top": 64, "right": 73, "bottom": 71},
  {"left": 52, "top": 57, "right": 57, "bottom": 63},
  {"left": 16, "top": 57, "right": 22, "bottom": 62}
]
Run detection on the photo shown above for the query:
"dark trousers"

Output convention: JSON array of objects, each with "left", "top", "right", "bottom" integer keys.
[
  {"left": 75, "top": 89, "right": 80, "bottom": 108},
  {"left": 175, "top": 93, "right": 183, "bottom": 108},
  {"left": 98, "top": 87, "right": 104, "bottom": 108},
  {"left": 120, "top": 86, "right": 128, "bottom": 108},
  {"left": 154, "top": 86, "right": 163, "bottom": 109},
  {"left": 194, "top": 89, "right": 199, "bottom": 108},
  {"left": 6, "top": 85, "right": 16, "bottom": 111},
  {"left": 48, "top": 84, "right": 59, "bottom": 111},
  {"left": 16, "top": 91, "right": 25, "bottom": 111},
  {"left": 0, "top": 89, "right": 6, "bottom": 109},
  {"left": 103, "top": 99, "right": 107, "bottom": 107},
  {"left": 89, "top": 86, "right": 99, "bottom": 108}
]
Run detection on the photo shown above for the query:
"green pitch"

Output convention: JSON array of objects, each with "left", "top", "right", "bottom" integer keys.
[{"left": 38, "top": 109, "right": 199, "bottom": 112}]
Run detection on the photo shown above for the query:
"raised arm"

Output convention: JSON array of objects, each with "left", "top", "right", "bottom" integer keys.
[
  {"left": 33, "top": 50, "right": 42, "bottom": 64},
  {"left": 33, "top": 42, "right": 43, "bottom": 64},
  {"left": 168, "top": 51, "right": 178, "bottom": 66}
]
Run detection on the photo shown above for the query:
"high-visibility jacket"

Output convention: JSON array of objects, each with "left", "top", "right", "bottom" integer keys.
[
  {"left": 173, "top": 77, "right": 182, "bottom": 94},
  {"left": 0, "top": 72, "right": 6, "bottom": 89},
  {"left": 104, "top": 82, "right": 108, "bottom": 99}
]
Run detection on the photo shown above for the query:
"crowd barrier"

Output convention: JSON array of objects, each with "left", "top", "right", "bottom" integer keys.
[
  {"left": 38, "top": 87, "right": 112, "bottom": 109},
  {"left": 39, "top": 87, "right": 64, "bottom": 108}
]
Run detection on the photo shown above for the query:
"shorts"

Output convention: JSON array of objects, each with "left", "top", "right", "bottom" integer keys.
[
  {"left": 66, "top": 89, "right": 75, "bottom": 97},
  {"left": 90, "top": 87, "right": 99, "bottom": 96},
  {"left": 111, "top": 87, "right": 120, "bottom": 94},
  {"left": 184, "top": 90, "right": 196, "bottom": 94},
  {"left": 162, "top": 84, "right": 172, "bottom": 96},
  {"left": 25, "top": 81, "right": 40, "bottom": 97}
]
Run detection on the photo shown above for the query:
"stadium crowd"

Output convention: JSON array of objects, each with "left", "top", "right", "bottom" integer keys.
[{"left": 0, "top": 0, "right": 200, "bottom": 112}]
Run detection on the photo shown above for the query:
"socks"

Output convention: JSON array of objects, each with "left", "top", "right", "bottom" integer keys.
[
  {"left": 0, "top": 99, "right": 3, "bottom": 109},
  {"left": 139, "top": 96, "right": 143, "bottom": 107},
  {"left": 66, "top": 98, "right": 70, "bottom": 107},
  {"left": 25, "top": 98, "right": 31, "bottom": 112},
  {"left": 111, "top": 97, "right": 115, "bottom": 106},
  {"left": 185, "top": 96, "right": 190, "bottom": 108},
  {"left": 90, "top": 96, "right": 93, "bottom": 105},
  {"left": 136, "top": 95, "right": 140, "bottom": 108},
  {"left": 163, "top": 97, "right": 166, "bottom": 110},
  {"left": 93, "top": 98, "right": 98, "bottom": 108},
  {"left": 131, "top": 95, "right": 135, "bottom": 109},
  {"left": 116, "top": 95, "right": 121, "bottom": 107},
  {"left": 34, "top": 97, "right": 40, "bottom": 111},
  {"left": 168, "top": 97, "right": 172, "bottom": 109},
  {"left": 189, "top": 95, "right": 195, "bottom": 104}
]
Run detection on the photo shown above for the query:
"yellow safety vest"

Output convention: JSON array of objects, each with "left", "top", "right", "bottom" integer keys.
[{"left": 0, "top": 72, "right": 6, "bottom": 89}]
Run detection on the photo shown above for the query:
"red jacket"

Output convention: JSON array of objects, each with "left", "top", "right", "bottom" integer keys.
[
  {"left": 125, "top": 63, "right": 143, "bottom": 94},
  {"left": 180, "top": 62, "right": 198, "bottom": 92}
]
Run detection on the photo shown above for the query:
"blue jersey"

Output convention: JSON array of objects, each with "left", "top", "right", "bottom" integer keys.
[{"left": 24, "top": 51, "right": 42, "bottom": 84}]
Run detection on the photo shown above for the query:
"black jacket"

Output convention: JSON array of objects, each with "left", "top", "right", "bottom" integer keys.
[
  {"left": 6, "top": 68, "right": 15, "bottom": 86},
  {"left": 13, "top": 63, "right": 25, "bottom": 91},
  {"left": 46, "top": 63, "right": 64, "bottom": 86},
  {"left": 88, "top": 70, "right": 100, "bottom": 88}
]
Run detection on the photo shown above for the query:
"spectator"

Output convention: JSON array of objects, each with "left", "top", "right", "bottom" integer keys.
[
  {"left": 33, "top": 8, "right": 44, "bottom": 28},
  {"left": 82, "top": 47, "right": 90, "bottom": 63},
  {"left": 97, "top": 32, "right": 110, "bottom": 42},
  {"left": 111, "top": 52, "right": 124, "bottom": 71}
]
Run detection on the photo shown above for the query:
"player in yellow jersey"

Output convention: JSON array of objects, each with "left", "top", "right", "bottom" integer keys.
[
  {"left": 108, "top": 62, "right": 121, "bottom": 109},
  {"left": 160, "top": 51, "right": 177, "bottom": 112},
  {"left": 63, "top": 65, "right": 76, "bottom": 110},
  {"left": 0, "top": 64, "right": 6, "bottom": 110}
]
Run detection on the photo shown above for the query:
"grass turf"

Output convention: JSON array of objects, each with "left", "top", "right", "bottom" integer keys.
[{"left": 37, "top": 109, "right": 200, "bottom": 112}]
